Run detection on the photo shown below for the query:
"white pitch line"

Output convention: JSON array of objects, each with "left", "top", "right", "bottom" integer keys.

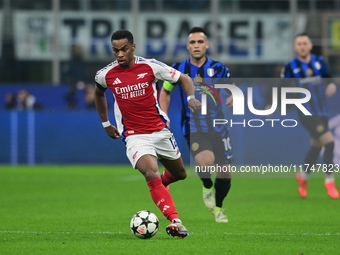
[
  {"left": 221, "top": 232, "right": 340, "bottom": 236},
  {"left": 0, "top": 231, "right": 124, "bottom": 235},
  {"left": 0, "top": 231, "right": 339, "bottom": 236}
]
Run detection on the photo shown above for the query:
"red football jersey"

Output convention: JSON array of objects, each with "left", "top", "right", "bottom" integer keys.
[{"left": 95, "top": 56, "right": 181, "bottom": 138}]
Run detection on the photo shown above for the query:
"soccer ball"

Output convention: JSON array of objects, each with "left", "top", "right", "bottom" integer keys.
[{"left": 130, "top": 210, "right": 159, "bottom": 239}]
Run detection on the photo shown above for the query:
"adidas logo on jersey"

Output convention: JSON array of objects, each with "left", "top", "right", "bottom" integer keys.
[{"left": 112, "top": 78, "right": 122, "bottom": 85}]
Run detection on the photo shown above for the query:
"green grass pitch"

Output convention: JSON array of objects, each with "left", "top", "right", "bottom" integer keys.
[{"left": 0, "top": 165, "right": 339, "bottom": 255}]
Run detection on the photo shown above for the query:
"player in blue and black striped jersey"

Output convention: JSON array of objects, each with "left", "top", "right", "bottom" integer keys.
[
  {"left": 159, "top": 27, "right": 234, "bottom": 222},
  {"left": 281, "top": 33, "right": 338, "bottom": 199}
]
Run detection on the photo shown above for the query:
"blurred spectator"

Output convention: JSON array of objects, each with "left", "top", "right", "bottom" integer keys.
[
  {"left": 84, "top": 84, "right": 96, "bottom": 110},
  {"left": 4, "top": 93, "right": 16, "bottom": 109},
  {"left": 14, "top": 89, "right": 42, "bottom": 111},
  {"left": 62, "top": 43, "right": 87, "bottom": 109}
]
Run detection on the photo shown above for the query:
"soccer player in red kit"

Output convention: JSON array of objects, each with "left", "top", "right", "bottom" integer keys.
[{"left": 94, "top": 30, "right": 201, "bottom": 238}]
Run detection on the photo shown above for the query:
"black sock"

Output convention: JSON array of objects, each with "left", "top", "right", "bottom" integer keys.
[
  {"left": 304, "top": 146, "right": 322, "bottom": 173},
  {"left": 324, "top": 142, "right": 335, "bottom": 177},
  {"left": 214, "top": 178, "right": 231, "bottom": 208},
  {"left": 198, "top": 171, "right": 213, "bottom": 189},
  {"left": 200, "top": 177, "right": 213, "bottom": 189}
]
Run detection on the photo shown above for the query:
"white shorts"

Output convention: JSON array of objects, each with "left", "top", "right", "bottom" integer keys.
[{"left": 125, "top": 128, "right": 181, "bottom": 169}]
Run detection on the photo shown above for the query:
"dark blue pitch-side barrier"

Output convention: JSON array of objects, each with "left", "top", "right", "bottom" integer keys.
[
  {"left": 1, "top": 109, "right": 314, "bottom": 166},
  {"left": 1, "top": 84, "right": 339, "bottom": 166},
  {"left": 0, "top": 110, "right": 189, "bottom": 165}
]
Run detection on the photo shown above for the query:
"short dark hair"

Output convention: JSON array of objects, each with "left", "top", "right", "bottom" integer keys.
[
  {"left": 188, "top": 27, "right": 207, "bottom": 36},
  {"left": 111, "top": 30, "right": 134, "bottom": 44},
  {"left": 295, "top": 32, "right": 309, "bottom": 39}
]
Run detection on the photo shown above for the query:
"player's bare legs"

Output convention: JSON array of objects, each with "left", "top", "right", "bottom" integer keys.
[
  {"left": 136, "top": 154, "right": 189, "bottom": 238},
  {"left": 136, "top": 154, "right": 177, "bottom": 221},
  {"left": 136, "top": 154, "right": 161, "bottom": 181}
]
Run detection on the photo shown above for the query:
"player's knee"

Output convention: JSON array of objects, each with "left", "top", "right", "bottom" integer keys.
[
  {"left": 171, "top": 166, "right": 187, "bottom": 180},
  {"left": 140, "top": 168, "right": 160, "bottom": 182},
  {"left": 197, "top": 160, "right": 215, "bottom": 168},
  {"left": 216, "top": 172, "right": 231, "bottom": 181},
  {"left": 195, "top": 153, "right": 215, "bottom": 166},
  {"left": 176, "top": 168, "right": 187, "bottom": 180},
  {"left": 181, "top": 170, "right": 187, "bottom": 180}
]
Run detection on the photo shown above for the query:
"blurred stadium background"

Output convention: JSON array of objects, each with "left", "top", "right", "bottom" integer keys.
[{"left": 0, "top": 0, "right": 340, "bottom": 167}]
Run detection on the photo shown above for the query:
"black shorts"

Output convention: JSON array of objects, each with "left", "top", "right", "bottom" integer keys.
[
  {"left": 185, "top": 131, "right": 233, "bottom": 164},
  {"left": 300, "top": 116, "right": 329, "bottom": 139}
]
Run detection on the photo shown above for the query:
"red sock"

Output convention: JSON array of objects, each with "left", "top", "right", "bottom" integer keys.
[
  {"left": 161, "top": 168, "right": 178, "bottom": 187},
  {"left": 147, "top": 178, "right": 179, "bottom": 222}
]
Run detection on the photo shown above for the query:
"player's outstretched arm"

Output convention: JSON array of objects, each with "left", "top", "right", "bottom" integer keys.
[
  {"left": 177, "top": 73, "right": 201, "bottom": 112},
  {"left": 94, "top": 86, "right": 121, "bottom": 139}
]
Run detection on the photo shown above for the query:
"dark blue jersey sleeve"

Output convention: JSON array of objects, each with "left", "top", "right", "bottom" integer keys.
[
  {"left": 222, "top": 65, "right": 231, "bottom": 79},
  {"left": 317, "top": 56, "right": 331, "bottom": 78}
]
